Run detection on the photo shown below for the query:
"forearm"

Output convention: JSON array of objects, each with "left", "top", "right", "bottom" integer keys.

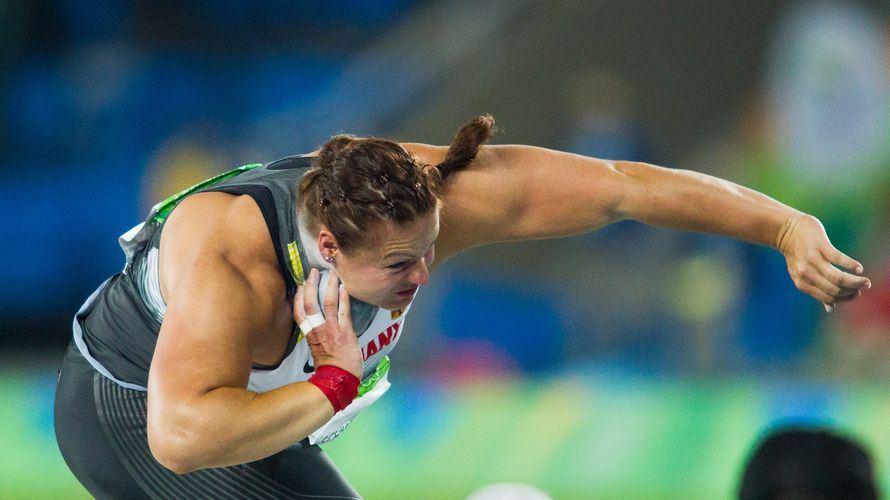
[
  {"left": 431, "top": 145, "right": 803, "bottom": 256},
  {"left": 614, "top": 161, "right": 805, "bottom": 248},
  {"left": 149, "top": 381, "right": 333, "bottom": 473}
]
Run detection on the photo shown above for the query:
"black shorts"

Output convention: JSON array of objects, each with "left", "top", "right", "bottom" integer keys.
[{"left": 54, "top": 342, "right": 361, "bottom": 499}]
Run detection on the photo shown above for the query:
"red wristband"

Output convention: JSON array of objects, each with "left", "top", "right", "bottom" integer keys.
[{"left": 307, "top": 365, "right": 360, "bottom": 413}]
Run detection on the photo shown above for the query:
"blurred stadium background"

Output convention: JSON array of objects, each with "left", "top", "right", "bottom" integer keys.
[{"left": 2, "top": 0, "right": 890, "bottom": 498}]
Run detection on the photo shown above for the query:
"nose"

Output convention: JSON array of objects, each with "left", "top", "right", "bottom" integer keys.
[{"left": 408, "top": 260, "right": 430, "bottom": 286}]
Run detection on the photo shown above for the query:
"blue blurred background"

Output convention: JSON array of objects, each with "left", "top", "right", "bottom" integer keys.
[{"left": 2, "top": 0, "right": 890, "bottom": 498}]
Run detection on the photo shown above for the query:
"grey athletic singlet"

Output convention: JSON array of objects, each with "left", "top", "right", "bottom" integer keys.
[{"left": 71, "top": 155, "right": 411, "bottom": 444}]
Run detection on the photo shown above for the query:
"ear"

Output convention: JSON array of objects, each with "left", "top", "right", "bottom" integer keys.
[{"left": 317, "top": 227, "right": 339, "bottom": 260}]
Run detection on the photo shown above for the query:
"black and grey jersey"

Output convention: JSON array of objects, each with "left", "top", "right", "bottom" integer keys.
[{"left": 73, "top": 155, "right": 381, "bottom": 390}]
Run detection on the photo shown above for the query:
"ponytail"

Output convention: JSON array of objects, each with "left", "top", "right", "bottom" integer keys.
[{"left": 435, "top": 115, "right": 495, "bottom": 179}]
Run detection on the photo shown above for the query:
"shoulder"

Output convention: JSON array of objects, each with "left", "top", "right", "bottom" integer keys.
[
  {"left": 159, "top": 192, "right": 285, "bottom": 303},
  {"left": 149, "top": 193, "right": 293, "bottom": 401},
  {"left": 404, "top": 144, "right": 526, "bottom": 265}
]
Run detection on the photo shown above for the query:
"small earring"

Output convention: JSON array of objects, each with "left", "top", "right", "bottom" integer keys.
[{"left": 324, "top": 255, "right": 335, "bottom": 265}]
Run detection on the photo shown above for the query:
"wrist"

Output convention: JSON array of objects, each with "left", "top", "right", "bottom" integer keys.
[
  {"left": 773, "top": 211, "right": 810, "bottom": 253},
  {"left": 307, "top": 365, "right": 360, "bottom": 413}
]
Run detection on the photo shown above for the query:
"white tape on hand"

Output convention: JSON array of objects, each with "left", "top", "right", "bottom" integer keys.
[
  {"left": 300, "top": 313, "right": 326, "bottom": 335},
  {"left": 299, "top": 319, "right": 314, "bottom": 335},
  {"left": 307, "top": 313, "right": 325, "bottom": 329}
]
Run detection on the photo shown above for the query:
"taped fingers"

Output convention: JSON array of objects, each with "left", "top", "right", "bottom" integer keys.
[
  {"left": 299, "top": 313, "right": 326, "bottom": 335},
  {"left": 307, "top": 313, "right": 325, "bottom": 328},
  {"left": 299, "top": 319, "right": 313, "bottom": 334},
  {"left": 296, "top": 269, "right": 329, "bottom": 334}
]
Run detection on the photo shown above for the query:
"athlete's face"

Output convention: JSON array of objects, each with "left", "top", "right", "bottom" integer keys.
[{"left": 327, "top": 209, "right": 439, "bottom": 311}]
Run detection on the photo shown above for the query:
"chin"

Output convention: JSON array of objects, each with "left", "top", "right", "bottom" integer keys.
[
  {"left": 382, "top": 296, "right": 413, "bottom": 311},
  {"left": 355, "top": 290, "right": 414, "bottom": 311},
  {"left": 379, "top": 301, "right": 404, "bottom": 311},
  {"left": 356, "top": 294, "right": 402, "bottom": 311}
]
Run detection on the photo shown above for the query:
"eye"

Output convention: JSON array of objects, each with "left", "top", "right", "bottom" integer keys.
[{"left": 387, "top": 261, "right": 409, "bottom": 270}]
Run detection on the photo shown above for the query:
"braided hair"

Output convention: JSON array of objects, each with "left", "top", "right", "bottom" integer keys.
[{"left": 298, "top": 115, "right": 495, "bottom": 251}]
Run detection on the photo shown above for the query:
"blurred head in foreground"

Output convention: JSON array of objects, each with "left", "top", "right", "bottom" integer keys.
[{"left": 739, "top": 426, "right": 878, "bottom": 500}]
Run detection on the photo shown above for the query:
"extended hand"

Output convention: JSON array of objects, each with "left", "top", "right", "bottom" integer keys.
[
  {"left": 776, "top": 214, "right": 871, "bottom": 312},
  {"left": 294, "top": 268, "right": 363, "bottom": 378}
]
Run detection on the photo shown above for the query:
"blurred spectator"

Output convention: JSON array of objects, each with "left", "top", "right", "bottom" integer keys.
[{"left": 738, "top": 426, "right": 878, "bottom": 500}]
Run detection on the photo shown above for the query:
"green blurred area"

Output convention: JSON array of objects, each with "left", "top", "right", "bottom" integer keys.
[{"left": 5, "top": 365, "right": 889, "bottom": 499}]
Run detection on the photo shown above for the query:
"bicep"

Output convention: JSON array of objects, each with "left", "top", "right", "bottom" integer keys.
[
  {"left": 507, "top": 147, "right": 638, "bottom": 238},
  {"left": 149, "top": 258, "right": 265, "bottom": 407}
]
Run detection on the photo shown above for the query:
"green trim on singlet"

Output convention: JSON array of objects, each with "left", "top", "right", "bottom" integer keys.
[
  {"left": 357, "top": 356, "right": 390, "bottom": 398},
  {"left": 150, "top": 163, "right": 263, "bottom": 223},
  {"left": 286, "top": 241, "right": 306, "bottom": 285}
]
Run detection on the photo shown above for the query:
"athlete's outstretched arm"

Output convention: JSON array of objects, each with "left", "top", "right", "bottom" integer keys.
[
  {"left": 605, "top": 158, "right": 871, "bottom": 310},
  {"left": 406, "top": 143, "right": 871, "bottom": 309}
]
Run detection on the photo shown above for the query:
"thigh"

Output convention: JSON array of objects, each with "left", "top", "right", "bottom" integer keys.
[
  {"left": 269, "top": 443, "right": 362, "bottom": 498},
  {"left": 54, "top": 342, "right": 150, "bottom": 500}
]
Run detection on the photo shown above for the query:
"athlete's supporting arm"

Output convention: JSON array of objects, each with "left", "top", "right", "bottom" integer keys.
[
  {"left": 147, "top": 193, "right": 361, "bottom": 474},
  {"left": 405, "top": 143, "right": 870, "bottom": 308}
]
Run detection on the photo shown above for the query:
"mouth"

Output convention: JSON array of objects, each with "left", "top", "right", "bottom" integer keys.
[{"left": 396, "top": 286, "right": 419, "bottom": 298}]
